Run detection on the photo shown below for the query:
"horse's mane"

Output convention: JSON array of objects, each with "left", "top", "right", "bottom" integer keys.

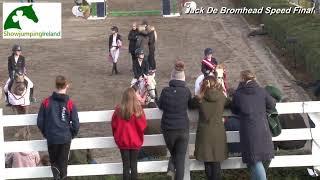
[{"left": 216, "top": 63, "right": 225, "bottom": 69}]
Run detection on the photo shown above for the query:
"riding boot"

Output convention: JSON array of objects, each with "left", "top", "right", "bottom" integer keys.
[
  {"left": 5, "top": 92, "right": 11, "bottom": 106},
  {"left": 115, "top": 62, "right": 119, "bottom": 74},
  {"left": 29, "top": 87, "right": 35, "bottom": 103},
  {"left": 111, "top": 63, "right": 115, "bottom": 76},
  {"left": 5, "top": 92, "right": 9, "bottom": 103}
]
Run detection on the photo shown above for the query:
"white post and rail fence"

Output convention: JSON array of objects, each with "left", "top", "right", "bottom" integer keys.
[{"left": 0, "top": 101, "right": 320, "bottom": 179}]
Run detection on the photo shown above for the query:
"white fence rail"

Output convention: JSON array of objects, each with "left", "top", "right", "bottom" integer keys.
[{"left": 1, "top": 102, "right": 320, "bottom": 179}]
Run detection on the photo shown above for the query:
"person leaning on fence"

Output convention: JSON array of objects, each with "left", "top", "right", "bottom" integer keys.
[
  {"left": 37, "top": 75, "right": 80, "bottom": 180},
  {"left": 231, "top": 70, "right": 276, "bottom": 180},
  {"left": 5, "top": 128, "right": 40, "bottom": 168},
  {"left": 112, "top": 87, "right": 147, "bottom": 180},
  {"left": 189, "top": 75, "right": 228, "bottom": 180},
  {"left": 157, "top": 60, "right": 192, "bottom": 180},
  {"left": 109, "top": 26, "right": 122, "bottom": 75}
]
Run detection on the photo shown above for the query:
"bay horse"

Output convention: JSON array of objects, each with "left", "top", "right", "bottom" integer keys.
[{"left": 4, "top": 72, "right": 33, "bottom": 114}]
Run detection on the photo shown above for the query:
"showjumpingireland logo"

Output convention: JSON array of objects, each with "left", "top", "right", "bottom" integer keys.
[
  {"left": 4, "top": 5, "right": 39, "bottom": 30},
  {"left": 3, "top": 3, "right": 61, "bottom": 39}
]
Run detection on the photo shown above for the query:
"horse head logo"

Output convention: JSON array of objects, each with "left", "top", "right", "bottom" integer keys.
[
  {"left": 4, "top": 5, "right": 39, "bottom": 30},
  {"left": 184, "top": 1, "right": 197, "bottom": 14}
]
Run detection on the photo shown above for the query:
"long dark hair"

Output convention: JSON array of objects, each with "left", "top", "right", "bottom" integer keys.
[{"left": 198, "top": 76, "right": 223, "bottom": 101}]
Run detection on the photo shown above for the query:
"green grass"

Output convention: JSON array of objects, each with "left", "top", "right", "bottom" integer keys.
[
  {"left": 242, "top": 0, "right": 320, "bottom": 79},
  {"left": 65, "top": 167, "right": 315, "bottom": 179}
]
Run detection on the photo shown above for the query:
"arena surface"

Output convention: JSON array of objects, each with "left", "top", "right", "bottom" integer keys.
[{"left": 0, "top": 0, "right": 310, "bottom": 161}]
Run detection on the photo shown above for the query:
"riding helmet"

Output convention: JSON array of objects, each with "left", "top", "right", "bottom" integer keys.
[
  {"left": 111, "top": 26, "right": 118, "bottom": 32},
  {"left": 204, "top": 48, "right": 213, "bottom": 56},
  {"left": 12, "top": 44, "right": 22, "bottom": 52},
  {"left": 135, "top": 48, "right": 144, "bottom": 56}
]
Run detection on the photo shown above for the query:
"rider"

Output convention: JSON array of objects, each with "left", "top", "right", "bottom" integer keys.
[
  {"left": 201, "top": 48, "right": 218, "bottom": 77},
  {"left": 131, "top": 48, "right": 150, "bottom": 85},
  {"left": 5, "top": 45, "right": 35, "bottom": 104}
]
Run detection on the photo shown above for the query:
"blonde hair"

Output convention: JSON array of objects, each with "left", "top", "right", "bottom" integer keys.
[
  {"left": 241, "top": 70, "right": 256, "bottom": 82},
  {"left": 198, "top": 76, "right": 223, "bottom": 100},
  {"left": 119, "top": 88, "right": 143, "bottom": 120}
]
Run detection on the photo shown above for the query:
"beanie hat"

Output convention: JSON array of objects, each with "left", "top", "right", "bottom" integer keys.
[{"left": 171, "top": 61, "right": 185, "bottom": 81}]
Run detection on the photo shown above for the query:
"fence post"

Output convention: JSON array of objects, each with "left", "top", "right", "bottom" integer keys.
[
  {"left": 183, "top": 145, "right": 191, "bottom": 180},
  {"left": 0, "top": 109, "right": 5, "bottom": 180},
  {"left": 308, "top": 112, "right": 320, "bottom": 172}
]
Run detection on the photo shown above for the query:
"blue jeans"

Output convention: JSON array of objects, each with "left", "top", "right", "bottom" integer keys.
[{"left": 249, "top": 161, "right": 267, "bottom": 180}]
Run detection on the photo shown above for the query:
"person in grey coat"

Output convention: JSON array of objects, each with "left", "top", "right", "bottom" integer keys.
[{"left": 232, "top": 70, "right": 276, "bottom": 180}]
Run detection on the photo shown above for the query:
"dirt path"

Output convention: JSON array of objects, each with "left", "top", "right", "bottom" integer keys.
[{"left": 0, "top": 0, "right": 310, "bottom": 162}]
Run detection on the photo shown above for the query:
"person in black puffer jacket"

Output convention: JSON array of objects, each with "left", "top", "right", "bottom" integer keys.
[{"left": 157, "top": 61, "right": 192, "bottom": 180}]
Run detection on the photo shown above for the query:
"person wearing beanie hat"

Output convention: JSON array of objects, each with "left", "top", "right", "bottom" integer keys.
[
  {"left": 170, "top": 61, "right": 185, "bottom": 81},
  {"left": 157, "top": 60, "right": 192, "bottom": 180}
]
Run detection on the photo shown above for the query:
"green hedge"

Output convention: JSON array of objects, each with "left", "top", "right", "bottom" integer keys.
[{"left": 242, "top": 0, "right": 320, "bottom": 79}]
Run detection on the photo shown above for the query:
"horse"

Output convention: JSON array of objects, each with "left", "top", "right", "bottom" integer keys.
[
  {"left": 216, "top": 64, "right": 227, "bottom": 97},
  {"left": 131, "top": 73, "right": 157, "bottom": 108},
  {"left": 195, "top": 64, "right": 227, "bottom": 97},
  {"left": 4, "top": 72, "right": 33, "bottom": 114},
  {"left": 4, "top": 5, "right": 38, "bottom": 30}
]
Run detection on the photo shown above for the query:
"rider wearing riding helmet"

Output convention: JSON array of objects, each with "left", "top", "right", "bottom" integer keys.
[
  {"left": 132, "top": 48, "right": 150, "bottom": 85},
  {"left": 201, "top": 48, "right": 218, "bottom": 77},
  {"left": 5, "top": 45, "right": 35, "bottom": 104}
]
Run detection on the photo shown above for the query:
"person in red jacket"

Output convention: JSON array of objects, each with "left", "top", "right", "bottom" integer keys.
[{"left": 111, "top": 87, "right": 147, "bottom": 180}]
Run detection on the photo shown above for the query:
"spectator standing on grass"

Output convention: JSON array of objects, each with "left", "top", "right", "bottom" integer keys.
[
  {"left": 231, "top": 70, "right": 275, "bottom": 180},
  {"left": 128, "top": 22, "right": 139, "bottom": 70},
  {"left": 112, "top": 88, "right": 147, "bottom": 180},
  {"left": 189, "top": 76, "right": 228, "bottom": 180},
  {"left": 157, "top": 61, "right": 192, "bottom": 180},
  {"left": 109, "top": 26, "right": 122, "bottom": 75},
  {"left": 37, "top": 75, "right": 80, "bottom": 180},
  {"left": 5, "top": 128, "right": 40, "bottom": 168}
]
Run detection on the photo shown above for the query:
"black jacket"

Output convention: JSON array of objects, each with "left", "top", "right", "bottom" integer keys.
[
  {"left": 8, "top": 55, "right": 25, "bottom": 79},
  {"left": 232, "top": 81, "right": 275, "bottom": 164},
  {"left": 128, "top": 29, "right": 139, "bottom": 54},
  {"left": 148, "top": 30, "right": 156, "bottom": 52},
  {"left": 108, "top": 34, "right": 122, "bottom": 51},
  {"left": 158, "top": 80, "right": 192, "bottom": 130},
  {"left": 37, "top": 92, "right": 80, "bottom": 144},
  {"left": 133, "top": 57, "right": 149, "bottom": 79},
  {"left": 136, "top": 30, "right": 149, "bottom": 56}
]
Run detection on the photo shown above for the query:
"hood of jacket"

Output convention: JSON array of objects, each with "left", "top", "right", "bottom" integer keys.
[
  {"left": 236, "top": 80, "right": 260, "bottom": 95},
  {"left": 52, "top": 92, "right": 69, "bottom": 102},
  {"left": 169, "top": 80, "right": 186, "bottom": 87}
]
